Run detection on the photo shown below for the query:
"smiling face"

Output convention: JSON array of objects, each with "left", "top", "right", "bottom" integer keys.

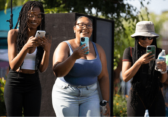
[
  {"left": 138, "top": 37, "right": 154, "bottom": 47},
  {"left": 27, "top": 7, "right": 43, "bottom": 30},
  {"left": 74, "top": 17, "right": 93, "bottom": 39}
]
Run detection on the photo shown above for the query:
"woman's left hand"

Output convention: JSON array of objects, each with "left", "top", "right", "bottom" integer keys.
[
  {"left": 38, "top": 34, "right": 52, "bottom": 51},
  {"left": 157, "top": 61, "right": 167, "bottom": 72},
  {"left": 104, "top": 103, "right": 110, "bottom": 117}
]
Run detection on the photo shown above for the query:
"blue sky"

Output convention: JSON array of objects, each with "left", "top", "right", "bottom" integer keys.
[{"left": 124, "top": 0, "right": 168, "bottom": 15}]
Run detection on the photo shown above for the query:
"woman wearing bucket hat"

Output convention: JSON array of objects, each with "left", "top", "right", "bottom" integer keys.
[{"left": 122, "top": 21, "right": 167, "bottom": 116}]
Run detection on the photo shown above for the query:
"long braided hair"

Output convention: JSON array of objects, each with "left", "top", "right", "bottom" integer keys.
[
  {"left": 131, "top": 37, "right": 162, "bottom": 108},
  {"left": 14, "top": 1, "right": 45, "bottom": 52},
  {"left": 14, "top": 1, "right": 45, "bottom": 69}
]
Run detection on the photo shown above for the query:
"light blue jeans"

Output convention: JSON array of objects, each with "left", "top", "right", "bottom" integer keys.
[{"left": 52, "top": 78, "right": 100, "bottom": 117}]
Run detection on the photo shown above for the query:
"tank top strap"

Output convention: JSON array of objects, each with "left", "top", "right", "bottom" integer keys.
[
  {"left": 64, "top": 41, "right": 73, "bottom": 55},
  {"left": 92, "top": 42, "right": 100, "bottom": 58}
]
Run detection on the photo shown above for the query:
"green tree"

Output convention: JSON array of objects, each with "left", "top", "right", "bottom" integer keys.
[
  {"left": 0, "top": 0, "right": 6, "bottom": 10},
  {"left": 3, "top": 0, "right": 38, "bottom": 13},
  {"left": 150, "top": 11, "right": 168, "bottom": 39}
]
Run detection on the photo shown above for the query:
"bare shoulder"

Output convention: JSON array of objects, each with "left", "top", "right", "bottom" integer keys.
[
  {"left": 59, "top": 41, "right": 69, "bottom": 48},
  {"left": 54, "top": 41, "right": 69, "bottom": 52},
  {"left": 8, "top": 29, "right": 18, "bottom": 36},
  {"left": 8, "top": 29, "right": 18, "bottom": 42},
  {"left": 67, "top": 39, "right": 75, "bottom": 44}
]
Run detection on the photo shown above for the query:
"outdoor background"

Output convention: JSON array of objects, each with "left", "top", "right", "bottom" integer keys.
[{"left": 1, "top": 0, "right": 168, "bottom": 116}]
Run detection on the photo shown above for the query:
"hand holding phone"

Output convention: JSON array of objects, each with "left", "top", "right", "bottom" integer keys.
[
  {"left": 146, "top": 45, "right": 156, "bottom": 59},
  {"left": 35, "top": 30, "right": 46, "bottom": 38},
  {"left": 80, "top": 37, "right": 89, "bottom": 54}
]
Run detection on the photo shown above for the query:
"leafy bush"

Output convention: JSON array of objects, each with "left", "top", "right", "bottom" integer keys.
[
  {"left": 0, "top": 77, "right": 6, "bottom": 116},
  {"left": 113, "top": 94, "right": 128, "bottom": 117}
]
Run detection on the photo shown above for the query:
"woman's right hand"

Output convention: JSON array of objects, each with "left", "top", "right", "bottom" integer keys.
[
  {"left": 25, "top": 36, "right": 41, "bottom": 49},
  {"left": 72, "top": 44, "right": 89, "bottom": 59},
  {"left": 138, "top": 52, "right": 154, "bottom": 64}
]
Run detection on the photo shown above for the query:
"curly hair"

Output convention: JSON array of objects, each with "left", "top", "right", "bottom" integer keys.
[
  {"left": 14, "top": 1, "right": 45, "bottom": 52},
  {"left": 131, "top": 37, "right": 162, "bottom": 109}
]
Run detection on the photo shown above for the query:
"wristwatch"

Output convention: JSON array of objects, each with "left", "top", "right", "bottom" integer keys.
[
  {"left": 161, "top": 70, "right": 167, "bottom": 74},
  {"left": 101, "top": 100, "right": 108, "bottom": 103},
  {"left": 100, "top": 100, "right": 108, "bottom": 106}
]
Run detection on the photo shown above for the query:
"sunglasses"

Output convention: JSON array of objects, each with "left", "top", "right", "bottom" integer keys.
[{"left": 140, "top": 36, "right": 155, "bottom": 40}]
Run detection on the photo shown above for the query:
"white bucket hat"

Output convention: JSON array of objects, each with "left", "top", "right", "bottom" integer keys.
[{"left": 131, "top": 21, "right": 159, "bottom": 38}]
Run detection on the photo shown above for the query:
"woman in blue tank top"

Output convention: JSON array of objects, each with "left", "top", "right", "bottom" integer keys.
[{"left": 52, "top": 16, "right": 110, "bottom": 117}]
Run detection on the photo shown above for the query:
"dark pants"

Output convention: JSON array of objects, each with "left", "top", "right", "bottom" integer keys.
[
  {"left": 4, "top": 69, "right": 41, "bottom": 116},
  {"left": 127, "top": 89, "right": 165, "bottom": 116}
]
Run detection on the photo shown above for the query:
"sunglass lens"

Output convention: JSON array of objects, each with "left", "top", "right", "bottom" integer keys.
[
  {"left": 141, "top": 37, "right": 154, "bottom": 40},
  {"left": 141, "top": 37, "right": 146, "bottom": 40},
  {"left": 148, "top": 37, "right": 153, "bottom": 40}
]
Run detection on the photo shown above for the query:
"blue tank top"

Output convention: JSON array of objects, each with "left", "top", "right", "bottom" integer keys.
[{"left": 59, "top": 41, "right": 102, "bottom": 86}]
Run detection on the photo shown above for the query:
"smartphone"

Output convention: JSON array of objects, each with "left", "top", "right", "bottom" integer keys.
[
  {"left": 146, "top": 45, "right": 156, "bottom": 59},
  {"left": 80, "top": 37, "right": 89, "bottom": 54},
  {"left": 35, "top": 30, "right": 46, "bottom": 38}
]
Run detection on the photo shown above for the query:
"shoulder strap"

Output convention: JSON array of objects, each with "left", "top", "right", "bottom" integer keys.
[
  {"left": 130, "top": 47, "right": 132, "bottom": 57},
  {"left": 92, "top": 42, "right": 100, "bottom": 58},
  {"left": 129, "top": 47, "right": 133, "bottom": 64},
  {"left": 64, "top": 41, "right": 73, "bottom": 55}
]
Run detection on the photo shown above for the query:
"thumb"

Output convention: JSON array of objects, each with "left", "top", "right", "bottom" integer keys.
[{"left": 29, "top": 36, "right": 34, "bottom": 39}]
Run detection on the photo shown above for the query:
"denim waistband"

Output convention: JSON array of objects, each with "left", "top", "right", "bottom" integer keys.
[{"left": 56, "top": 78, "right": 97, "bottom": 89}]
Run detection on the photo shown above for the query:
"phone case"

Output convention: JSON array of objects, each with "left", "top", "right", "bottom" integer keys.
[
  {"left": 146, "top": 45, "right": 156, "bottom": 58},
  {"left": 80, "top": 37, "right": 89, "bottom": 54},
  {"left": 35, "top": 30, "right": 46, "bottom": 38}
]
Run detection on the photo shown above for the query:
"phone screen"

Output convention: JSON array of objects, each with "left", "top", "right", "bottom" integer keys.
[{"left": 80, "top": 37, "right": 89, "bottom": 54}]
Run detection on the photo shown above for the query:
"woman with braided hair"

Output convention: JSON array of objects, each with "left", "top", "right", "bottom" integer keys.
[
  {"left": 122, "top": 21, "right": 167, "bottom": 116},
  {"left": 4, "top": 1, "right": 51, "bottom": 116}
]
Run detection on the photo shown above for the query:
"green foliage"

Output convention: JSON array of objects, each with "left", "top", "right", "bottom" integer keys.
[
  {"left": 45, "top": 5, "right": 68, "bottom": 14},
  {"left": 3, "top": 0, "right": 38, "bottom": 13},
  {"left": 113, "top": 93, "right": 128, "bottom": 117},
  {"left": 0, "top": 77, "right": 6, "bottom": 116},
  {"left": 114, "top": 18, "right": 136, "bottom": 68},
  {"left": 150, "top": 12, "right": 168, "bottom": 41}
]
